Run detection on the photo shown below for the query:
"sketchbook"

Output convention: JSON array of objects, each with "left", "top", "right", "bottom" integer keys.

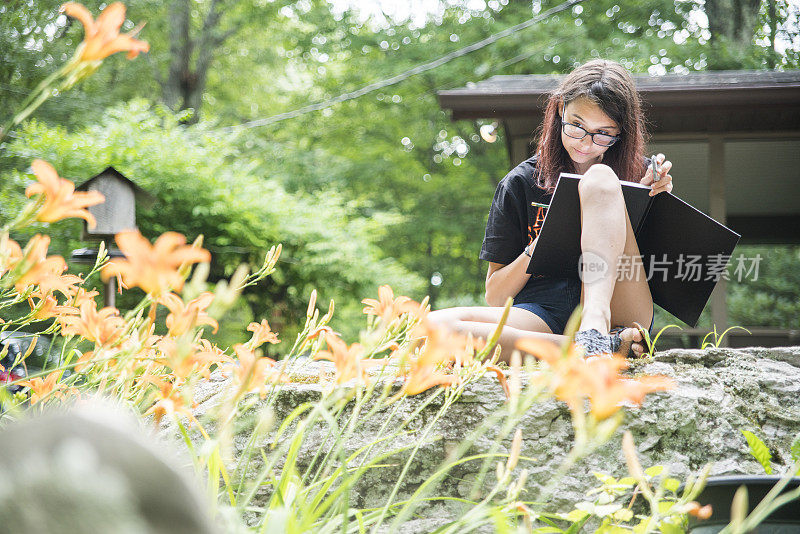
[{"left": 526, "top": 173, "right": 741, "bottom": 327}]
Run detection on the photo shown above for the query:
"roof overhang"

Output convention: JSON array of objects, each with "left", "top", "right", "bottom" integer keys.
[{"left": 437, "top": 70, "right": 800, "bottom": 134}]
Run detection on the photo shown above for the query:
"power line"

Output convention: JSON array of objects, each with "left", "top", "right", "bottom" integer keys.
[
  {"left": 411, "top": 36, "right": 570, "bottom": 103},
  {"left": 216, "top": 0, "right": 585, "bottom": 133}
]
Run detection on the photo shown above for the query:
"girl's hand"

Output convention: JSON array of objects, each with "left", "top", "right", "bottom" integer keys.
[{"left": 640, "top": 153, "right": 673, "bottom": 196}]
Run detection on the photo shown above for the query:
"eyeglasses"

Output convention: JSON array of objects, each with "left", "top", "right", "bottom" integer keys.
[{"left": 561, "top": 120, "right": 620, "bottom": 147}]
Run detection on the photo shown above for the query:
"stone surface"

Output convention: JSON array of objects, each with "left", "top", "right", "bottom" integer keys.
[{"left": 178, "top": 346, "right": 800, "bottom": 532}]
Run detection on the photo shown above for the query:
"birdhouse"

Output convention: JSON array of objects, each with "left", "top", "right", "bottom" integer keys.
[{"left": 75, "top": 166, "right": 154, "bottom": 241}]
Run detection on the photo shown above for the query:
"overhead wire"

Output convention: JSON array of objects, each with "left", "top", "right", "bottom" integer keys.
[
  {"left": 3, "top": 0, "right": 585, "bottom": 136},
  {"left": 214, "top": 0, "right": 586, "bottom": 133},
  {"left": 413, "top": 35, "right": 572, "bottom": 102}
]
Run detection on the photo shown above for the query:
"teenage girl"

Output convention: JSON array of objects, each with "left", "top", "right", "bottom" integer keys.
[{"left": 429, "top": 59, "right": 674, "bottom": 360}]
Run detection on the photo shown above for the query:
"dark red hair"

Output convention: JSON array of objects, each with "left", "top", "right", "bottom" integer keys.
[{"left": 533, "top": 59, "right": 649, "bottom": 193}]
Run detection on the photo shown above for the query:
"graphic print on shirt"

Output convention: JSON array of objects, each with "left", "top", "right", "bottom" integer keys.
[
  {"left": 527, "top": 206, "right": 547, "bottom": 245},
  {"left": 527, "top": 205, "right": 548, "bottom": 279}
]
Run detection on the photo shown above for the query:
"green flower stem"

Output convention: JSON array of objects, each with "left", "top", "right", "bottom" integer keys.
[
  {"left": 368, "top": 387, "right": 461, "bottom": 533},
  {"left": 0, "top": 60, "right": 74, "bottom": 144}
]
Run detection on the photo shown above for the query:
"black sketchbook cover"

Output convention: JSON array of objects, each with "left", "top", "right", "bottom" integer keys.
[{"left": 526, "top": 173, "right": 741, "bottom": 327}]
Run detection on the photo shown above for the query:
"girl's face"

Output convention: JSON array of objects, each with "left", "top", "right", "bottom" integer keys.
[{"left": 559, "top": 96, "right": 621, "bottom": 170}]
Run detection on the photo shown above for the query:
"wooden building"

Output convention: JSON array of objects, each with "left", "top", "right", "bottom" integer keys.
[{"left": 438, "top": 70, "right": 800, "bottom": 345}]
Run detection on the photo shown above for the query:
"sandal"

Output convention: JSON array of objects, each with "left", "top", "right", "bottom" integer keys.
[{"left": 574, "top": 328, "right": 623, "bottom": 358}]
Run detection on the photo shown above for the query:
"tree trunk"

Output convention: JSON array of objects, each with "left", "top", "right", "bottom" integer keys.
[
  {"left": 162, "top": 0, "right": 234, "bottom": 123},
  {"left": 705, "top": 0, "right": 762, "bottom": 46},
  {"left": 767, "top": 0, "right": 778, "bottom": 68},
  {"left": 704, "top": 0, "right": 763, "bottom": 68},
  {"left": 164, "top": 0, "right": 192, "bottom": 113}
]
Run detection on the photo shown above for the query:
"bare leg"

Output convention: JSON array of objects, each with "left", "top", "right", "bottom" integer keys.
[
  {"left": 577, "top": 164, "right": 654, "bottom": 355},
  {"left": 428, "top": 307, "right": 568, "bottom": 362},
  {"left": 430, "top": 164, "right": 655, "bottom": 360},
  {"left": 576, "top": 164, "right": 626, "bottom": 335},
  {"left": 429, "top": 305, "right": 648, "bottom": 362}
]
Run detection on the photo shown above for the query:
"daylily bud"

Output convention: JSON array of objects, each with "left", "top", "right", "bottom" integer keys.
[
  {"left": 496, "top": 460, "right": 505, "bottom": 483},
  {"left": 506, "top": 428, "right": 523, "bottom": 472},
  {"left": 307, "top": 289, "right": 317, "bottom": 319},
  {"left": 622, "top": 431, "right": 645, "bottom": 480}
]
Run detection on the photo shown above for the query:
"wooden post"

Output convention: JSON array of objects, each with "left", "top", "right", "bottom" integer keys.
[
  {"left": 708, "top": 134, "right": 729, "bottom": 346},
  {"left": 105, "top": 276, "right": 116, "bottom": 309}
]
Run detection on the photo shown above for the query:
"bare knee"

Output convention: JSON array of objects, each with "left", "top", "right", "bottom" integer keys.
[
  {"left": 579, "top": 164, "right": 622, "bottom": 202},
  {"left": 427, "top": 308, "right": 462, "bottom": 330}
]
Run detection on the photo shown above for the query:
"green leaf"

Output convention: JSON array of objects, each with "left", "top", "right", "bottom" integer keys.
[
  {"left": 594, "top": 503, "right": 623, "bottom": 518},
  {"left": 790, "top": 432, "right": 800, "bottom": 464},
  {"left": 657, "top": 501, "right": 675, "bottom": 514},
  {"left": 613, "top": 508, "right": 634, "bottom": 522},
  {"left": 597, "top": 526, "right": 629, "bottom": 534},
  {"left": 663, "top": 478, "right": 681, "bottom": 493},
  {"left": 594, "top": 472, "right": 615, "bottom": 484},
  {"left": 565, "top": 509, "right": 590, "bottom": 522},
  {"left": 659, "top": 521, "right": 684, "bottom": 534},
  {"left": 645, "top": 465, "right": 664, "bottom": 477},
  {"left": 741, "top": 430, "right": 773, "bottom": 474},
  {"left": 564, "top": 513, "right": 591, "bottom": 534}
]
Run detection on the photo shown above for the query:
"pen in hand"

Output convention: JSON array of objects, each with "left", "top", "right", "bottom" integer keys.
[{"left": 651, "top": 155, "right": 661, "bottom": 183}]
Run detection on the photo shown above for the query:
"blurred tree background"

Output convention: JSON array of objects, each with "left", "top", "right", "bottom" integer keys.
[{"left": 2, "top": 0, "right": 798, "bottom": 346}]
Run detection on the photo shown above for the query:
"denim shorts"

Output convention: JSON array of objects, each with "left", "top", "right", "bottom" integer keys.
[{"left": 513, "top": 276, "right": 655, "bottom": 336}]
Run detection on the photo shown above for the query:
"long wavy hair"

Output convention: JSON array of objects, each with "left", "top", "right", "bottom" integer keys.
[{"left": 533, "top": 59, "right": 649, "bottom": 193}]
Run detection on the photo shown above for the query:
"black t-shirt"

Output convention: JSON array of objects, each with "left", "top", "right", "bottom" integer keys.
[
  {"left": 479, "top": 155, "right": 550, "bottom": 266},
  {"left": 479, "top": 155, "right": 651, "bottom": 266}
]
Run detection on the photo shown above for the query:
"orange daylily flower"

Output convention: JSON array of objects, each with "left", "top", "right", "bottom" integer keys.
[
  {"left": 395, "top": 320, "right": 505, "bottom": 397},
  {"left": 402, "top": 365, "right": 458, "bottom": 396},
  {"left": 398, "top": 322, "right": 463, "bottom": 395},
  {"left": 686, "top": 502, "right": 713, "bottom": 520},
  {"left": 0, "top": 235, "right": 23, "bottom": 277},
  {"left": 69, "top": 287, "right": 100, "bottom": 308},
  {"left": 73, "top": 349, "right": 97, "bottom": 372},
  {"left": 314, "top": 332, "right": 388, "bottom": 385},
  {"left": 142, "top": 377, "right": 196, "bottom": 427},
  {"left": 247, "top": 319, "right": 280, "bottom": 348},
  {"left": 231, "top": 344, "right": 287, "bottom": 397},
  {"left": 515, "top": 337, "right": 674, "bottom": 420},
  {"left": 159, "top": 291, "right": 218, "bottom": 337},
  {"left": 51, "top": 273, "right": 84, "bottom": 298},
  {"left": 27, "top": 291, "right": 76, "bottom": 320},
  {"left": 362, "top": 285, "right": 424, "bottom": 324},
  {"left": 12, "top": 235, "right": 70, "bottom": 294},
  {"left": 585, "top": 362, "right": 674, "bottom": 420},
  {"left": 483, "top": 364, "right": 510, "bottom": 399},
  {"left": 25, "top": 160, "right": 105, "bottom": 227},
  {"left": 307, "top": 325, "right": 335, "bottom": 341},
  {"left": 155, "top": 337, "right": 231, "bottom": 380},
  {"left": 19, "top": 371, "right": 75, "bottom": 404},
  {"left": 192, "top": 339, "right": 232, "bottom": 378},
  {"left": 58, "top": 298, "right": 125, "bottom": 347},
  {"left": 102, "top": 230, "right": 210, "bottom": 296},
  {"left": 61, "top": 2, "right": 150, "bottom": 62}
]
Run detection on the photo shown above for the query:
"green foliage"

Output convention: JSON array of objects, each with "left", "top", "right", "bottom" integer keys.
[
  {"left": 792, "top": 433, "right": 800, "bottom": 465},
  {"left": 552, "top": 465, "right": 696, "bottom": 533},
  {"left": 728, "top": 245, "right": 800, "bottom": 328},
  {"left": 701, "top": 325, "right": 752, "bottom": 349},
  {"left": 3, "top": 0, "right": 799, "bottom": 322},
  {"left": 741, "top": 430, "right": 773, "bottom": 474},
  {"left": 2, "top": 101, "right": 425, "bottom": 342}
]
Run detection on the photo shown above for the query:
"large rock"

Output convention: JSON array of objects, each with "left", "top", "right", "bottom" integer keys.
[{"left": 182, "top": 346, "right": 800, "bottom": 531}]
